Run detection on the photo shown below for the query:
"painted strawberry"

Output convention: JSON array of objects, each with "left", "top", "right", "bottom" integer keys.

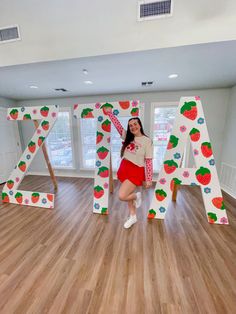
[
  {"left": 23, "top": 114, "right": 32, "bottom": 120},
  {"left": 74, "top": 104, "right": 78, "bottom": 110},
  {"left": 100, "top": 103, "right": 113, "bottom": 115},
  {"left": 7, "top": 180, "right": 14, "bottom": 189},
  {"left": 212, "top": 197, "right": 225, "bottom": 210},
  {"left": 98, "top": 166, "right": 109, "bottom": 178},
  {"left": 38, "top": 136, "right": 45, "bottom": 146},
  {"left": 148, "top": 209, "right": 156, "bottom": 219},
  {"left": 96, "top": 132, "right": 104, "bottom": 144},
  {"left": 201, "top": 142, "right": 213, "bottom": 158},
  {"left": 94, "top": 185, "right": 104, "bottom": 199},
  {"left": 47, "top": 194, "right": 54, "bottom": 202},
  {"left": 195, "top": 167, "right": 211, "bottom": 185},
  {"left": 130, "top": 108, "right": 139, "bottom": 116},
  {"left": 81, "top": 108, "right": 94, "bottom": 118},
  {"left": 164, "top": 160, "right": 178, "bottom": 174},
  {"left": 9, "top": 109, "right": 19, "bottom": 120},
  {"left": 97, "top": 146, "right": 109, "bottom": 160},
  {"left": 41, "top": 121, "right": 49, "bottom": 131},
  {"left": 40, "top": 106, "right": 49, "bottom": 117},
  {"left": 180, "top": 101, "right": 197, "bottom": 120},
  {"left": 119, "top": 101, "right": 130, "bottom": 110},
  {"left": 155, "top": 189, "right": 167, "bottom": 201},
  {"left": 170, "top": 178, "right": 182, "bottom": 191},
  {"left": 31, "top": 192, "right": 40, "bottom": 203},
  {"left": 15, "top": 192, "right": 23, "bottom": 204},
  {"left": 189, "top": 128, "right": 200, "bottom": 142},
  {"left": 101, "top": 119, "right": 111, "bottom": 132},
  {"left": 167, "top": 135, "right": 179, "bottom": 149},
  {"left": 207, "top": 212, "right": 217, "bottom": 224},
  {"left": 28, "top": 141, "right": 36, "bottom": 153},
  {"left": 2, "top": 192, "right": 9, "bottom": 203},
  {"left": 101, "top": 207, "right": 108, "bottom": 214},
  {"left": 18, "top": 161, "right": 26, "bottom": 172}
]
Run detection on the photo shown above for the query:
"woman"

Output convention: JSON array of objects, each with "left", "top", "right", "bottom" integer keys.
[{"left": 104, "top": 107, "right": 153, "bottom": 229}]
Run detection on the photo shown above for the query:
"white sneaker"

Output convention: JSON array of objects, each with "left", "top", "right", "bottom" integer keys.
[
  {"left": 124, "top": 215, "right": 137, "bottom": 229},
  {"left": 134, "top": 192, "right": 142, "bottom": 208}
]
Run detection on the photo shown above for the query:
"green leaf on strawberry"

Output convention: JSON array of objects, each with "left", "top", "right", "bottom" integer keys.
[
  {"left": 9, "top": 109, "right": 19, "bottom": 119},
  {"left": 195, "top": 167, "right": 211, "bottom": 185},
  {"left": 189, "top": 128, "right": 200, "bottom": 141},
  {"left": 98, "top": 166, "right": 109, "bottom": 177},
  {"left": 148, "top": 209, "right": 156, "bottom": 219},
  {"left": 163, "top": 160, "right": 178, "bottom": 174},
  {"left": 100, "top": 103, "right": 113, "bottom": 109},
  {"left": 101, "top": 207, "right": 108, "bottom": 214},
  {"left": 23, "top": 114, "right": 32, "bottom": 120},
  {"left": 2, "top": 192, "right": 9, "bottom": 202},
  {"left": 155, "top": 189, "right": 167, "bottom": 201},
  {"left": 130, "top": 108, "right": 139, "bottom": 116},
  {"left": 207, "top": 212, "right": 217, "bottom": 223}
]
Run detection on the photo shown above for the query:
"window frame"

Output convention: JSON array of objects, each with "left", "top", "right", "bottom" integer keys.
[
  {"left": 46, "top": 106, "right": 76, "bottom": 170},
  {"left": 77, "top": 104, "right": 145, "bottom": 171},
  {"left": 150, "top": 101, "right": 189, "bottom": 174}
]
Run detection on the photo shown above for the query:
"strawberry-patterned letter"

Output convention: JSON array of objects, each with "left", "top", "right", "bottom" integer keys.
[
  {"left": 148, "top": 97, "right": 228, "bottom": 225},
  {"left": 2, "top": 106, "right": 58, "bottom": 208}
]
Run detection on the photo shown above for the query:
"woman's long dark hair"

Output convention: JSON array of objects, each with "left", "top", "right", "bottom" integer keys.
[{"left": 120, "top": 117, "right": 146, "bottom": 157}]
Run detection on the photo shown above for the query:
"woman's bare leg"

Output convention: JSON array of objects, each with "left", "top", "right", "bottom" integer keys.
[{"left": 118, "top": 180, "right": 137, "bottom": 216}]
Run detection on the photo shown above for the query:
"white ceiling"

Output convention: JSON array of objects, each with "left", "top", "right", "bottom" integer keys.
[{"left": 0, "top": 40, "right": 236, "bottom": 100}]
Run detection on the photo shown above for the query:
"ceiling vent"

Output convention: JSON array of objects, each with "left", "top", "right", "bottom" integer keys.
[
  {"left": 141, "top": 81, "right": 154, "bottom": 86},
  {"left": 54, "top": 88, "right": 68, "bottom": 92},
  {"left": 0, "top": 25, "right": 20, "bottom": 43},
  {"left": 138, "top": 0, "right": 173, "bottom": 21}
]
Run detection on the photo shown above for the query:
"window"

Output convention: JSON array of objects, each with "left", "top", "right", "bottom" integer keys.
[
  {"left": 79, "top": 116, "right": 141, "bottom": 170},
  {"left": 151, "top": 103, "right": 178, "bottom": 173},
  {"left": 47, "top": 108, "right": 74, "bottom": 168}
]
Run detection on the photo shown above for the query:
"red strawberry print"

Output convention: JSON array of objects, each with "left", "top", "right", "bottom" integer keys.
[
  {"left": 41, "top": 121, "right": 49, "bottom": 131},
  {"left": 31, "top": 192, "right": 40, "bottom": 203},
  {"left": 100, "top": 103, "right": 113, "bottom": 115},
  {"left": 207, "top": 212, "right": 217, "bottom": 224},
  {"left": 195, "top": 167, "right": 211, "bottom": 185},
  {"left": 189, "top": 128, "right": 200, "bottom": 142},
  {"left": 74, "top": 104, "right": 78, "bottom": 110},
  {"left": 164, "top": 160, "right": 178, "bottom": 174},
  {"left": 201, "top": 142, "right": 212, "bottom": 158},
  {"left": 180, "top": 101, "right": 198, "bottom": 120},
  {"left": 97, "top": 146, "right": 109, "bottom": 160},
  {"left": 155, "top": 189, "right": 167, "bottom": 201},
  {"left": 7, "top": 180, "right": 14, "bottom": 189},
  {"left": 96, "top": 132, "right": 104, "bottom": 144},
  {"left": 18, "top": 161, "right": 26, "bottom": 172},
  {"left": 130, "top": 108, "right": 139, "bottom": 116},
  {"left": 212, "top": 197, "right": 225, "bottom": 209},
  {"left": 23, "top": 114, "right": 32, "bottom": 120},
  {"left": 38, "top": 136, "right": 45, "bottom": 146},
  {"left": 101, "top": 120, "right": 111, "bottom": 132},
  {"left": 170, "top": 178, "right": 182, "bottom": 192},
  {"left": 94, "top": 185, "right": 105, "bottom": 199},
  {"left": 98, "top": 166, "right": 109, "bottom": 178},
  {"left": 40, "top": 106, "right": 49, "bottom": 117},
  {"left": 9, "top": 109, "right": 19, "bottom": 120},
  {"left": 81, "top": 108, "right": 94, "bottom": 118},
  {"left": 47, "top": 194, "right": 54, "bottom": 202},
  {"left": 15, "top": 192, "right": 23, "bottom": 204},
  {"left": 28, "top": 141, "right": 36, "bottom": 153},
  {"left": 119, "top": 101, "right": 130, "bottom": 110},
  {"left": 2, "top": 192, "right": 9, "bottom": 203},
  {"left": 148, "top": 209, "right": 156, "bottom": 219},
  {"left": 167, "top": 135, "right": 179, "bottom": 150}
]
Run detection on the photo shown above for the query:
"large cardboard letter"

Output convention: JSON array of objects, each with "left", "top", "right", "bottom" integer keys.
[
  {"left": 2, "top": 106, "right": 58, "bottom": 208},
  {"left": 74, "top": 100, "right": 140, "bottom": 214},
  {"left": 148, "top": 97, "right": 228, "bottom": 225}
]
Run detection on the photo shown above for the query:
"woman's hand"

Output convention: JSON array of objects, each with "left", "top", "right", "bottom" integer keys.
[{"left": 143, "top": 181, "right": 152, "bottom": 189}]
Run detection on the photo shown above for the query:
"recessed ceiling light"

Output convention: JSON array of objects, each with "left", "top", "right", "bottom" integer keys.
[
  {"left": 29, "top": 85, "right": 38, "bottom": 89},
  {"left": 84, "top": 80, "right": 93, "bottom": 84},
  {"left": 83, "top": 69, "right": 88, "bottom": 75},
  {"left": 168, "top": 74, "right": 178, "bottom": 79}
]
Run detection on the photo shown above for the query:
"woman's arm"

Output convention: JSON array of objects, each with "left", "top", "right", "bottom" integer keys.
[
  {"left": 107, "top": 111, "right": 124, "bottom": 137},
  {"left": 144, "top": 158, "right": 153, "bottom": 188}
]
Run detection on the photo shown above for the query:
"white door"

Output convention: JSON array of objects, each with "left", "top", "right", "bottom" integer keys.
[{"left": 0, "top": 107, "right": 22, "bottom": 184}]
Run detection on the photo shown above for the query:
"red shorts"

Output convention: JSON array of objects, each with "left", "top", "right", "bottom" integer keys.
[{"left": 117, "top": 159, "right": 145, "bottom": 186}]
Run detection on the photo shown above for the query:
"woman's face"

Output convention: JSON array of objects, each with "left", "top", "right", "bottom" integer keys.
[{"left": 128, "top": 119, "right": 141, "bottom": 136}]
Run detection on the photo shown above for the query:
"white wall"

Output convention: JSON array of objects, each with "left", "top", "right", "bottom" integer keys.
[
  {"left": 1, "top": 0, "right": 236, "bottom": 66},
  {"left": 221, "top": 85, "right": 236, "bottom": 167},
  {"left": 0, "top": 96, "right": 15, "bottom": 107},
  {"left": 16, "top": 87, "right": 230, "bottom": 177}
]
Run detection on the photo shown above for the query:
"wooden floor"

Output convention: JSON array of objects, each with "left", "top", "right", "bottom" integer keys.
[{"left": 0, "top": 176, "right": 236, "bottom": 314}]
